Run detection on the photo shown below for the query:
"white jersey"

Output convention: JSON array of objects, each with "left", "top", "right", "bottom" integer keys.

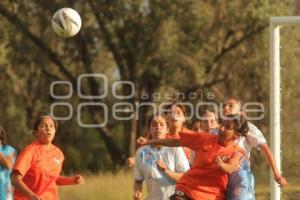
[
  {"left": 134, "top": 145, "right": 190, "bottom": 200},
  {"left": 235, "top": 122, "right": 267, "bottom": 159}
]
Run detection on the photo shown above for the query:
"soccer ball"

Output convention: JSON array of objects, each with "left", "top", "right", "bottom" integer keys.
[{"left": 52, "top": 8, "right": 82, "bottom": 38}]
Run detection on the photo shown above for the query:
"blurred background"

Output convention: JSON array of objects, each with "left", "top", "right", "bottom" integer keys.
[{"left": 0, "top": 0, "right": 299, "bottom": 199}]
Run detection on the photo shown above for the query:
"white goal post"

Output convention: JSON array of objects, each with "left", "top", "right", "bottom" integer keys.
[{"left": 270, "top": 16, "right": 300, "bottom": 200}]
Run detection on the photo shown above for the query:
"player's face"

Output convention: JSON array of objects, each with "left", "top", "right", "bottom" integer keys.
[
  {"left": 222, "top": 99, "right": 241, "bottom": 116},
  {"left": 166, "top": 105, "right": 185, "bottom": 128},
  {"left": 202, "top": 113, "right": 218, "bottom": 131},
  {"left": 149, "top": 116, "right": 168, "bottom": 139},
  {"left": 220, "top": 120, "right": 240, "bottom": 137},
  {"left": 35, "top": 117, "right": 56, "bottom": 144},
  {"left": 192, "top": 121, "right": 202, "bottom": 132}
]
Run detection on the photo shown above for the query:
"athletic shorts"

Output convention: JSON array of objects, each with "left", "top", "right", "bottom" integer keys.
[
  {"left": 170, "top": 190, "right": 193, "bottom": 200},
  {"left": 226, "top": 159, "right": 255, "bottom": 200}
]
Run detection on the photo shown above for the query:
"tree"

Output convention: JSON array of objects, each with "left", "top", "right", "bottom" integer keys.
[{"left": 0, "top": 0, "right": 291, "bottom": 171}]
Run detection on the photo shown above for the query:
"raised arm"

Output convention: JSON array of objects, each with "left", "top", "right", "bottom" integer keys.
[
  {"left": 136, "top": 137, "right": 181, "bottom": 147},
  {"left": 260, "top": 143, "right": 287, "bottom": 187},
  {"left": 56, "top": 175, "right": 84, "bottom": 185}
]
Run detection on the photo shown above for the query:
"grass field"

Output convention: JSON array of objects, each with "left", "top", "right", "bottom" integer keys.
[
  {"left": 59, "top": 170, "right": 300, "bottom": 200},
  {"left": 59, "top": 170, "right": 136, "bottom": 200}
]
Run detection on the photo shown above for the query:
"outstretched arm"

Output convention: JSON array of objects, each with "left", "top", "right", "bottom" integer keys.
[
  {"left": 56, "top": 175, "right": 84, "bottom": 185},
  {"left": 260, "top": 144, "right": 287, "bottom": 187},
  {"left": 136, "top": 137, "right": 181, "bottom": 147}
]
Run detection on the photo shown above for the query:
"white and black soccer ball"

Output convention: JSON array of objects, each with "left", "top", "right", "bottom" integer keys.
[{"left": 52, "top": 8, "right": 82, "bottom": 38}]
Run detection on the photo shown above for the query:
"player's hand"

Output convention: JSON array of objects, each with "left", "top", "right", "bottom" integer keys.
[
  {"left": 214, "top": 156, "right": 224, "bottom": 167},
  {"left": 126, "top": 157, "right": 136, "bottom": 168},
  {"left": 133, "top": 191, "right": 142, "bottom": 200},
  {"left": 136, "top": 137, "right": 148, "bottom": 146},
  {"left": 0, "top": 152, "right": 5, "bottom": 159},
  {"left": 275, "top": 174, "right": 287, "bottom": 187},
  {"left": 29, "top": 194, "right": 41, "bottom": 200},
  {"left": 156, "top": 160, "right": 168, "bottom": 172},
  {"left": 74, "top": 175, "right": 84, "bottom": 185}
]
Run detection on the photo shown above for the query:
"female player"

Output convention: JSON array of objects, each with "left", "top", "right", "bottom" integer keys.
[
  {"left": 0, "top": 126, "right": 17, "bottom": 200},
  {"left": 222, "top": 98, "right": 287, "bottom": 200},
  {"left": 11, "top": 115, "right": 84, "bottom": 200},
  {"left": 134, "top": 114, "right": 190, "bottom": 200},
  {"left": 163, "top": 101, "right": 191, "bottom": 160},
  {"left": 190, "top": 119, "right": 202, "bottom": 132},
  {"left": 137, "top": 114, "right": 248, "bottom": 200},
  {"left": 201, "top": 110, "right": 219, "bottom": 134},
  {"left": 127, "top": 101, "right": 190, "bottom": 167}
]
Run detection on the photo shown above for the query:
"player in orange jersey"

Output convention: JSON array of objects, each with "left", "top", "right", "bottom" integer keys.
[
  {"left": 11, "top": 115, "right": 84, "bottom": 200},
  {"left": 137, "top": 114, "right": 248, "bottom": 200}
]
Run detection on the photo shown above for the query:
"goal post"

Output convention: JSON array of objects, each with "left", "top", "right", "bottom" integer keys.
[{"left": 269, "top": 16, "right": 300, "bottom": 200}]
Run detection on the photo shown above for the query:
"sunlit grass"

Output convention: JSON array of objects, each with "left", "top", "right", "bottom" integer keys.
[
  {"left": 59, "top": 170, "right": 136, "bottom": 200},
  {"left": 59, "top": 170, "right": 299, "bottom": 200},
  {"left": 256, "top": 181, "right": 300, "bottom": 200}
]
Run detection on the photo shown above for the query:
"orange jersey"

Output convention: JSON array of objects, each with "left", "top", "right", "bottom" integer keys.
[
  {"left": 13, "top": 140, "right": 64, "bottom": 200},
  {"left": 176, "top": 131, "right": 244, "bottom": 200},
  {"left": 166, "top": 133, "right": 191, "bottom": 161}
]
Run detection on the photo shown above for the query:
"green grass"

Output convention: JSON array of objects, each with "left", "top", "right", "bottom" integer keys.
[
  {"left": 59, "top": 170, "right": 136, "bottom": 200},
  {"left": 256, "top": 183, "right": 300, "bottom": 200},
  {"left": 59, "top": 170, "right": 300, "bottom": 200}
]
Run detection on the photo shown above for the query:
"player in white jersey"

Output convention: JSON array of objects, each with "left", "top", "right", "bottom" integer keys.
[
  {"left": 133, "top": 114, "right": 190, "bottom": 200},
  {"left": 222, "top": 98, "right": 287, "bottom": 200}
]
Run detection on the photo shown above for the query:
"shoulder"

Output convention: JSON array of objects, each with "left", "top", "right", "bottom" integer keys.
[
  {"left": 179, "top": 130, "right": 216, "bottom": 150},
  {"left": 248, "top": 122, "right": 258, "bottom": 129},
  {"left": 248, "top": 122, "right": 262, "bottom": 134},
  {"left": 136, "top": 145, "right": 149, "bottom": 157},
  {"left": 3, "top": 145, "right": 17, "bottom": 154},
  {"left": 51, "top": 144, "right": 64, "bottom": 158},
  {"left": 198, "top": 132, "right": 218, "bottom": 141},
  {"left": 21, "top": 141, "right": 39, "bottom": 153},
  {"left": 247, "top": 122, "right": 266, "bottom": 141},
  {"left": 232, "top": 144, "right": 246, "bottom": 156},
  {"left": 14, "top": 142, "right": 38, "bottom": 164}
]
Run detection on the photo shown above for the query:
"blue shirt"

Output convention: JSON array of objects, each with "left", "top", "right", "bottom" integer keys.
[{"left": 0, "top": 145, "right": 17, "bottom": 200}]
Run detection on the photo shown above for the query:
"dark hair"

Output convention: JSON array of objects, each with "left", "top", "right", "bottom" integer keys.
[
  {"left": 223, "top": 97, "right": 242, "bottom": 111},
  {"left": 191, "top": 118, "right": 201, "bottom": 126},
  {"left": 202, "top": 110, "right": 218, "bottom": 122},
  {"left": 146, "top": 114, "right": 169, "bottom": 129},
  {"left": 190, "top": 119, "right": 202, "bottom": 131},
  {"left": 145, "top": 114, "right": 169, "bottom": 139},
  {"left": 0, "top": 126, "right": 8, "bottom": 145},
  {"left": 162, "top": 101, "right": 187, "bottom": 118},
  {"left": 221, "top": 114, "right": 249, "bottom": 136},
  {"left": 33, "top": 115, "right": 58, "bottom": 131},
  {"left": 162, "top": 101, "right": 187, "bottom": 129}
]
